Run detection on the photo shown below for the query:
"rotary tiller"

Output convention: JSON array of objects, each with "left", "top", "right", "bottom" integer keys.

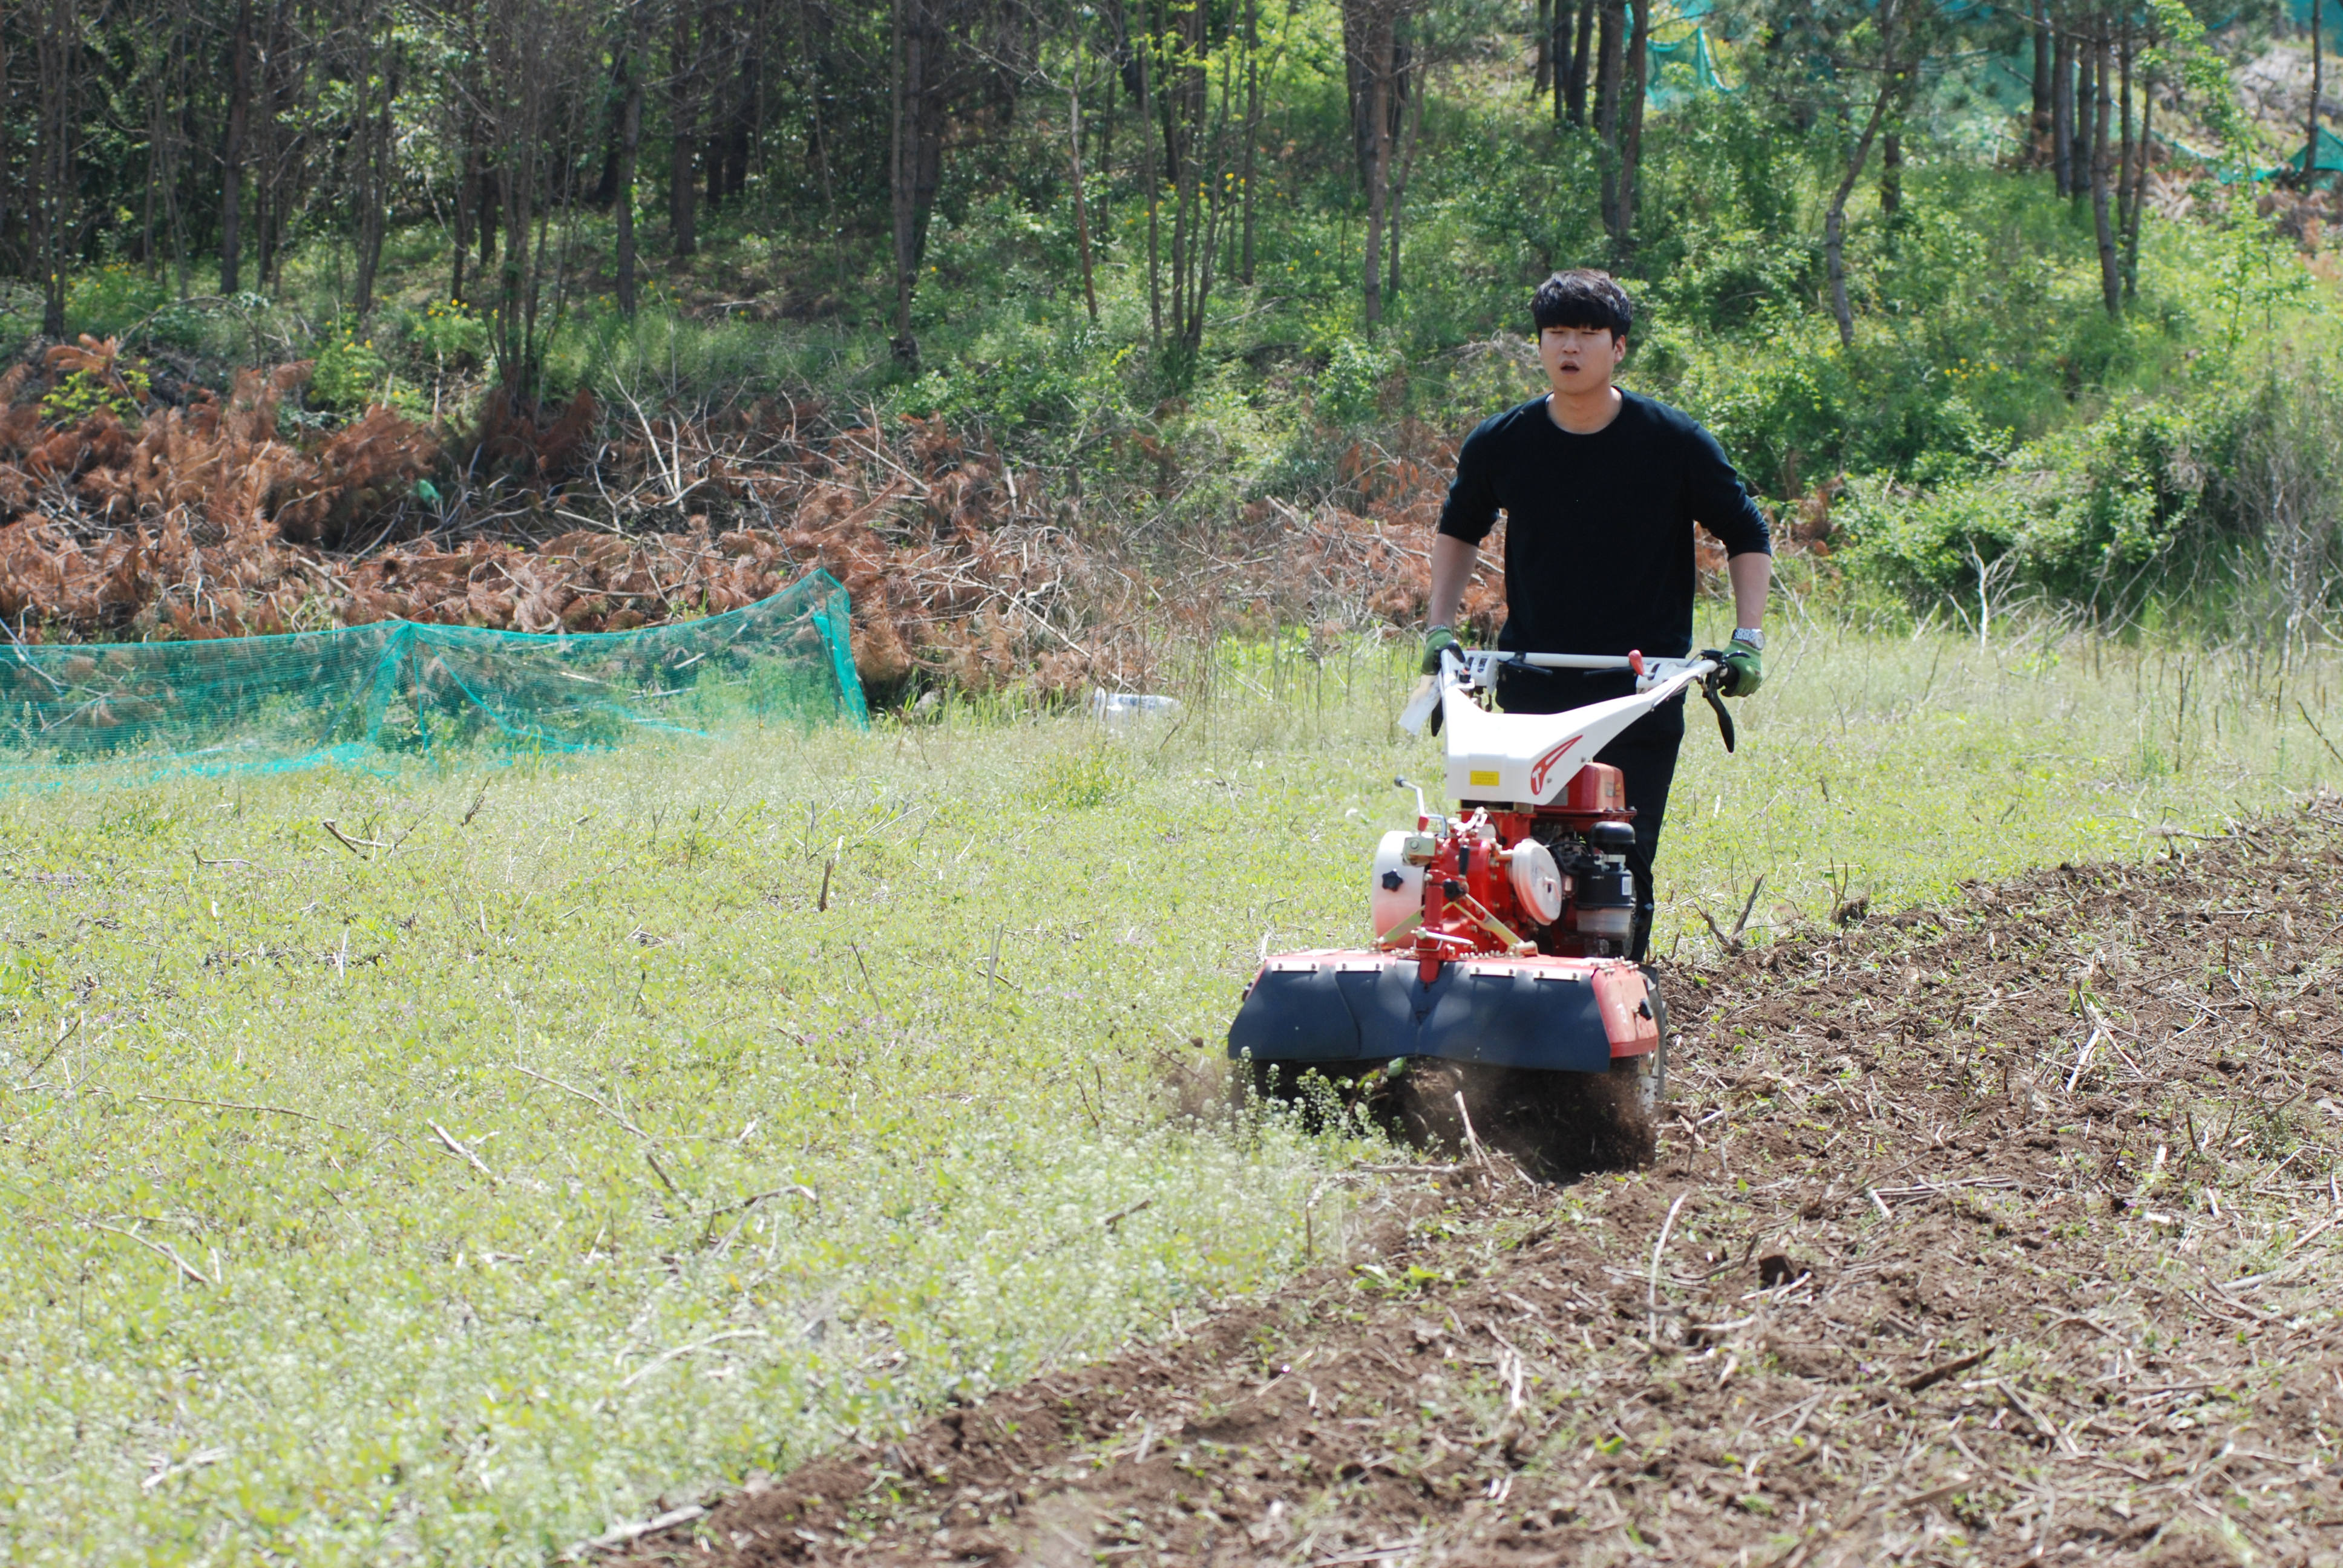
[{"left": 1228, "top": 647, "right": 1736, "bottom": 1144}]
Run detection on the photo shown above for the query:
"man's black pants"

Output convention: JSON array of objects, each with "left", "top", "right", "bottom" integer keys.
[{"left": 1495, "top": 666, "right": 1685, "bottom": 962}]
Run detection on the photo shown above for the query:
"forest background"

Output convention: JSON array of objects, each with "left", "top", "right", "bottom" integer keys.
[
  {"left": 15, "top": 5, "right": 2343, "bottom": 1558},
  {"left": 1, "top": 0, "right": 2342, "bottom": 690}
]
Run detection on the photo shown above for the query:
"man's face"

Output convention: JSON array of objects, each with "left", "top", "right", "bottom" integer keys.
[{"left": 1538, "top": 324, "right": 1626, "bottom": 394}]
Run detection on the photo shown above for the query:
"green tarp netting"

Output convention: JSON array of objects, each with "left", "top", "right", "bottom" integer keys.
[
  {"left": 0, "top": 570, "right": 867, "bottom": 778},
  {"left": 2149, "top": 123, "right": 2343, "bottom": 186},
  {"left": 1648, "top": 26, "right": 1734, "bottom": 99},
  {"left": 2282, "top": 125, "right": 2343, "bottom": 183}
]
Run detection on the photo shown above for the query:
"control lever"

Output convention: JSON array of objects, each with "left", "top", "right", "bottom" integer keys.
[{"left": 1699, "top": 670, "right": 1737, "bottom": 753}]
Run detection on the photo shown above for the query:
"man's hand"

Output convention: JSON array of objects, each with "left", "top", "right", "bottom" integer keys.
[
  {"left": 1717, "top": 642, "right": 1764, "bottom": 697},
  {"left": 1420, "top": 625, "right": 1460, "bottom": 675}
]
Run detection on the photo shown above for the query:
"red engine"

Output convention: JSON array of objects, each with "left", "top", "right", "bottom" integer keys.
[{"left": 1372, "top": 762, "right": 1642, "bottom": 979}]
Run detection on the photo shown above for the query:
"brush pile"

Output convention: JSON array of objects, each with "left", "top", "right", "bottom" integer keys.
[
  {"left": 0, "top": 340, "right": 1607, "bottom": 697},
  {"left": 0, "top": 341, "right": 441, "bottom": 642}
]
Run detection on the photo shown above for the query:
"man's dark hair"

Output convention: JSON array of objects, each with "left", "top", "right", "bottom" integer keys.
[{"left": 1531, "top": 270, "right": 1634, "bottom": 338}]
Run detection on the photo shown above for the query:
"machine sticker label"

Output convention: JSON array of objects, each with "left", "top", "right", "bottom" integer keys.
[
  {"left": 1527, "top": 736, "right": 1583, "bottom": 796},
  {"left": 1468, "top": 769, "right": 1500, "bottom": 788}
]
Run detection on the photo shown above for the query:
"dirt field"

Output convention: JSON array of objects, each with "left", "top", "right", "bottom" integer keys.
[{"left": 605, "top": 799, "right": 2343, "bottom": 1567}]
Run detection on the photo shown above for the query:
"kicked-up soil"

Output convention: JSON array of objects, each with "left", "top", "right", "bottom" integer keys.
[{"left": 607, "top": 797, "right": 2343, "bottom": 1567}]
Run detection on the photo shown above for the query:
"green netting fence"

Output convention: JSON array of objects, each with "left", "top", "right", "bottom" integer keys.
[{"left": 0, "top": 571, "right": 867, "bottom": 779}]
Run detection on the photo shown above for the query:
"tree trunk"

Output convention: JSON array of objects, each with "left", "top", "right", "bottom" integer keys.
[
  {"left": 704, "top": 83, "right": 724, "bottom": 216},
  {"left": 1881, "top": 64, "right": 1917, "bottom": 218},
  {"left": 160, "top": 16, "right": 192, "bottom": 290},
  {"left": 883, "top": 0, "right": 949, "bottom": 363},
  {"left": 889, "top": 0, "right": 918, "bottom": 358},
  {"left": 1239, "top": 0, "right": 1259, "bottom": 284},
  {"left": 1182, "top": 39, "right": 1224, "bottom": 353},
  {"left": 2051, "top": 12, "right": 2071, "bottom": 196},
  {"left": 353, "top": 111, "right": 388, "bottom": 318},
  {"left": 1361, "top": 5, "right": 1392, "bottom": 327},
  {"left": 1535, "top": 0, "right": 1552, "bottom": 96},
  {"left": 616, "top": 10, "right": 644, "bottom": 316},
  {"left": 255, "top": 0, "right": 292, "bottom": 291},
  {"left": 2123, "top": 47, "right": 2151, "bottom": 298},
  {"left": 452, "top": 109, "right": 476, "bottom": 303},
  {"left": 1390, "top": 50, "right": 1425, "bottom": 299},
  {"left": 1179, "top": 2, "right": 1221, "bottom": 350},
  {"left": 1824, "top": 0, "right": 1898, "bottom": 348},
  {"left": 479, "top": 0, "right": 547, "bottom": 397},
  {"left": 1614, "top": 0, "right": 1647, "bottom": 258},
  {"left": 221, "top": 0, "right": 253, "bottom": 295},
  {"left": 700, "top": 34, "right": 748, "bottom": 215},
  {"left": 2090, "top": 19, "right": 2120, "bottom": 315},
  {"left": 1342, "top": 0, "right": 1373, "bottom": 187},
  {"left": 255, "top": 6, "right": 277, "bottom": 289},
  {"left": 808, "top": 59, "right": 834, "bottom": 221},
  {"left": 724, "top": 45, "right": 757, "bottom": 203},
  {"left": 1566, "top": 0, "right": 1594, "bottom": 126},
  {"left": 1070, "top": 59, "right": 1098, "bottom": 320},
  {"left": 1552, "top": 0, "right": 1572, "bottom": 123},
  {"left": 1593, "top": 0, "right": 1623, "bottom": 239},
  {"left": 2115, "top": 18, "right": 2136, "bottom": 234},
  {"left": 1134, "top": 0, "right": 1161, "bottom": 347},
  {"left": 2071, "top": 34, "right": 2094, "bottom": 203},
  {"left": 496, "top": 158, "right": 531, "bottom": 382},
  {"left": 1098, "top": 10, "right": 1115, "bottom": 225},
  {"left": 162, "top": 0, "right": 194, "bottom": 298},
  {"left": 479, "top": 154, "right": 498, "bottom": 267},
  {"left": 353, "top": 4, "right": 398, "bottom": 318},
  {"left": 2031, "top": 0, "right": 2053, "bottom": 166},
  {"left": 669, "top": 1, "right": 698, "bottom": 258},
  {"left": 30, "top": 0, "right": 74, "bottom": 336},
  {"left": 594, "top": 107, "right": 623, "bottom": 207},
  {"left": 1165, "top": 10, "right": 1191, "bottom": 346},
  {"left": 142, "top": 38, "right": 162, "bottom": 272},
  {"left": 2310, "top": 0, "right": 2325, "bottom": 184}
]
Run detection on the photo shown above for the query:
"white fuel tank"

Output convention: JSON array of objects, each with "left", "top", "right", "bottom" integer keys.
[{"left": 1369, "top": 830, "right": 1425, "bottom": 940}]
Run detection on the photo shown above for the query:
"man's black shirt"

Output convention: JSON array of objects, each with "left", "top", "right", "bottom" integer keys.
[{"left": 1435, "top": 390, "right": 1772, "bottom": 658}]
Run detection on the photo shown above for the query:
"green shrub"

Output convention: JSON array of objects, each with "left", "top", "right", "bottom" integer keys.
[
  {"left": 1315, "top": 335, "right": 1402, "bottom": 423},
  {"left": 1830, "top": 385, "right": 2247, "bottom": 616},
  {"left": 42, "top": 363, "right": 149, "bottom": 425},
  {"left": 901, "top": 316, "right": 1136, "bottom": 446},
  {"left": 312, "top": 327, "right": 392, "bottom": 411},
  {"left": 67, "top": 263, "right": 168, "bottom": 336},
  {"left": 405, "top": 296, "right": 490, "bottom": 368}
]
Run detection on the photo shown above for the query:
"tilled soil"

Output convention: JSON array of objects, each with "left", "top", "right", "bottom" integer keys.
[{"left": 608, "top": 799, "right": 2343, "bottom": 1567}]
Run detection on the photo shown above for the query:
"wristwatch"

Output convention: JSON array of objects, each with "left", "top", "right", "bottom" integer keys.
[{"left": 1730, "top": 627, "right": 1765, "bottom": 651}]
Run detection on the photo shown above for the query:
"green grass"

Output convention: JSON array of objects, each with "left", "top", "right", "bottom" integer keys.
[
  {"left": 1659, "top": 621, "right": 2343, "bottom": 946},
  {"left": 1, "top": 624, "right": 2338, "bottom": 1564}
]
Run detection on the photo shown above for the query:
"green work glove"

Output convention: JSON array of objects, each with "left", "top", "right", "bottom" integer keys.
[
  {"left": 1718, "top": 641, "right": 1765, "bottom": 697},
  {"left": 1420, "top": 625, "right": 1460, "bottom": 675}
]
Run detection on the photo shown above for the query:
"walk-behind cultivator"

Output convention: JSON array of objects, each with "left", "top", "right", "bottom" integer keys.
[{"left": 1228, "top": 647, "right": 1738, "bottom": 1165}]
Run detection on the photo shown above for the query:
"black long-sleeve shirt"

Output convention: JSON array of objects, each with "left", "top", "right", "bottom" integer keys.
[{"left": 1435, "top": 391, "right": 1773, "bottom": 659}]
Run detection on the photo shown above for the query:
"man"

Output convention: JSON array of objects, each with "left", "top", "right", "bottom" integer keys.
[{"left": 1422, "top": 269, "right": 1772, "bottom": 961}]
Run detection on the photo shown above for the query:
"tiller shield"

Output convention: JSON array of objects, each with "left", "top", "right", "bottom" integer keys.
[
  {"left": 1230, "top": 952, "right": 1659, "bottom": 1073},
  {"left": 1230, "top": 648, "right": 1729, "bottom": 1093}
]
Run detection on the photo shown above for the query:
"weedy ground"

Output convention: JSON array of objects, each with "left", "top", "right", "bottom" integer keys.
[
  {"left": 624, "top": 800, "right": 2343, "bottom": 1568},
  {"left": 0, "top": 626, "right": 2337, "bottom": 1565}
]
